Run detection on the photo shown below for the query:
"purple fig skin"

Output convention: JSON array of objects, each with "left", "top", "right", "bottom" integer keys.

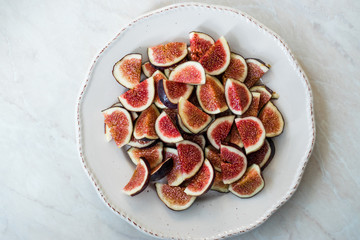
[
  {"left": 150, "top": 157, "right": 174, "bottom": 181},
  {"left": 261, "top": 138, "right": 276, "bottom": 171},
  {"left": 158, "top": 79, "right": 178, "bottom": 109}
]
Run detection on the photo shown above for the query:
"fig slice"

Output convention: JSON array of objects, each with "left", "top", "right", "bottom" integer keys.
[
  {"left": 196, "top": 75, "right": 228, "bottom": 114},
  {"left": 207, "top": 115, "right": 235, "bottom": 149},
  {"left": 112, "top": 53, "right": 142, "bottom": 89},
  {"left": 177, "top": 113, "right": 192, "bottom": 134},
  {"left": 241, "top": 92, "right": 261, "bottom": 117},
  {"left": 155, "top": 111, "right": 183, "bottom": 143},
  {"left": 133, "top": 104, "right": 160, "bottom": 140},
  {"left": 220, "top": 144, "right": 247, "bottom": 184},
  {"left": 150, "top": 157, "right": 173, "bottom": 181},
  {"left": 151, "top": 70, "right": 168, "bottom": 109},
  {"left": 235, "top": 117, "right": 266, "bottom": 154},
  {"left": 244, "top": 58, "right": 270, "bottom": 88},
  {"left": 247, "top": 139, "right": 272, "bottom": 169},
  {"left": 205, "top": 145, "right": 222, "bottom": 172},
  {"left": 258, "top": 101, "right": 285, "bottom": 137},
  {"left": 189, "top": 31, "right": 215, "bottom": 62},
  {"left": 169, "top": 61, "right": 206, "bottom": 85},
  {"left": 155, "top": 183, "right": 196, "bottom": 211},
  {"left": 123, "top": 158, "right": 150, "bottom": 196},
  {"left": 148, "top": 42, "right": 188, "bottom": 67},
  {"left": 102, "top": 106, "right": 133, "bottom": 148},
  {"left": 211, "top": 171, "right": 229, "bottom": 193},
  {"left": 199, "top": 36, "right": 231, "bottom": 75},
  {"left": 225, "top": 78, "right": 252, "bottom": 115},
  {"left": 127, "top": 142, "right": 163, "bottom": 169},
  {"left": 165, "top": 147, "right": 185, "bottom": 186},
  {"left": 182, "top": 133, "right": 206, "bottom": 150},
  {"left": 176, "top": 140, "right": 205, "bottom": 180},
  {"left": 184, "top": 159, "right": 215, "bottom": 196},
  {"left": 229, "top": 164, "right": 265, "bottom": 198},
  {"left": 227, "top": 124, "right": 244, "bottom": 148},
  {"left": 222, "top": 53, "right": 248, "bottom": 83},
  {"left": 164, "top": 68, "right": 171, "bottom": 78},
  {"left": 157, "top": 79, "right": 177, "bottom": 109},
  {"left": 119, "top": 77, "right": 155, "bottom": 112},
  {"left": 163, "top": 79, "right": 194, "bottom": 104},
  {"left": 127, "top": 135, "right": 156, "bottom": 148},
  {"left": 142, "top": 61, "right": 157, "bottom": 78},
  {"left": 178, "top": 97, "right": 212, "bottom": 134},
  {"left": 250, "top": 85, "right": 272, "bottom": 110}
]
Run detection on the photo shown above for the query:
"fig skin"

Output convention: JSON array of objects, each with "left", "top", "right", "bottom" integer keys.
[
  {"left": 151, "top": 70, "right": 168, "bottom": 109},
  {"left": 155, "top": 183, "right": 196, "bottom": 211},
  {"left": 164, "top": 147, "right": 185, "bottom": 186},
  {"left": 150, "top": 157, "right": 173, "bottom": 181},
  {"left": 250, "top": 85, "right": 272, "bottom": 110},
  {"left": 123, "top": 158, "right": 151, "bottom": 196},
  {"left": 258, "top": 101, "right": 285, "bottom": 137},
  {"left": 243, "top": 58, "right": 270, "bottom": 88},
  {"left": 157, "top": 79, "right": 178, "bottom": 109},
  {"left": 182, "top": 133, "right": 206, "bottom": 150},
  {"left": 261, "top": 138, "right": 276, "bottom": 170},
  {"left": 246, "top": 139, "right": 271, "bottom": 169},
  {"left": 113, "top": 53, "right": 142, "bottom": 89},
  {"left": 127, "top": 135, "right": 156, "bottom": 148}
]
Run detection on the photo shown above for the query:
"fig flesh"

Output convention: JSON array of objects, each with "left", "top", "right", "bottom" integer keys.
[
  {"left": 222, "top": 53, "right": 248, "bottom": 83},
  {"left": 182, "top": 133, "right": 206, "bottom": 150},
  {"left": 133, "top": 104, "right": 160, "bottom": 140},
  {"left": 176, "top": 140, "right": 204, "bottom": 180},
  {"left": 127, "top": 142, "right": 163, "bottom": 169},
  {"left": 150, "top": 157, "right": 173, "bottom": 181},
  {"left": 258, "top": 101, "right": 285, "bottom": 137},
  {"left": 123, "top": 158, "right": 150, "bottom": 196},
  {"left": 155, "top": 111, "right": 183, "bottom": 143},
  {"left": 112, "top": 53, "right": 142, "bottom": 89},
  {"left": 148, "top": 42, "right": 188, "bottom": 67},
  {"left": 199, "top": 36, "right": 231, "bottom": 75},
  {"left": 227, "top": 124, "right": 244, "bottom": 148},
  {"left": 235, "top": 117, "right": 266, "bottom": 154},
  {"left": 127, "top": 135, "right": 156, "bottom": 148},
  {"left": 244, "top": 59, "right": 270, "bottom": 88},
  {"left": 184, "top": 159, "right": 215, "bottom": 196},
  {"left": 225, "top": 78, "right": 252, "bottom": 115},
  {"left": 220, "top": 144, "right": 247, "bottom": 184},
  {"left": 142, "top": 61, "right": 157, "bottom": 78},
  {"left": 229, "top": 164, "right": 264, "bottom": 198},
  {"left": 189, "top": 31, "right": 215, "bottom": 62},
  {"left": 196, "top": 75, "right": 228, "bottom": 114},
  {"left": 207, "top": 115, "right": 235, "bottom": 149},
  {"left": 169, "top": 61, "right": 206, "bottom": 85},
  {"left": 205, "top": 145, "right": 222, "bottom": 172},
  {"left": 241, "top": 92, "right": 261, "bottom": 117},
  {"left": 247, "top": 139, "right": 272, "bottom": 169},
  {"left": 155, "top": 183, "right": 196, "bottom": 211},
  {"left": 163, "top": 79, "right": 194, "bottom": 104},
  {"left": 119, "top": 77, "right": 155, "bottom": 112},
  {"left": 211, "top": 171, "right": 229, "bottom": 193},
  {"left": 151, "top": 70, "right": 168, "bottom": 109},
  {"left": 250, "top": 85, "right": 272, "bottom": 110},
  {"left": 164, "top": 147, "right": 185, "bottom": 186}
]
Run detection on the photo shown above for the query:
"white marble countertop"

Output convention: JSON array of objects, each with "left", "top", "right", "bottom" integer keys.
[{"left": 1, "top": 0, "right": 359, "bottom": 239}]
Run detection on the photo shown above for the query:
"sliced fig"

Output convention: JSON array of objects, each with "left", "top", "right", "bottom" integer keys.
[
  {"left": 169, "top": 61, "right": 206, "bottom": 85},
  {"left": 184, "top": 159, "right": 215, "bottom": 196},
  {"left": 157, "top": 79, "right": 178, "bottom": 109},
  {"left": 199, "top": 36, "right": 231, "bottom": 75},
  {"left": 235, "top": 117, "right": 266, "bottom": 154},
  {"left": 244, "top": 59, "right": 270, "bottom": 88},
  {"left": 227, "top": 124, "right": 244, "bottom": 148},
  {"left": 258, "top": 101, "right": 285, "bottom": 137},
  {"left": 205, "top": 146, "right": 222, "bottom": 172},
  {"left": 178, "top": 97, "right": 212, "bottom": 134},
  {"left": 225, "top": 78, "right": 252, "bottom": 115},
  {"left": 150, "top": 157, "right": 173, "bottom": 181},
  {"left": 127, "top": 142, "right": 163, "bottom": 169},
  {"left": 189, "top": 31, "right": 215, "bottom": 62},
  {"left": 127, "top": 135, "right": 156, "bottom": 148},
  {"left": 123, "top": 158, "right": 150, "bottom": 196},
  {"left": 142, "top": 61, "right": 157, "bottom": 78},
  {"left": 164, "top": 68, "right": 171, "bottom": 78},
  {"left": 102, "top": 106, "right": 133, "bottom": 148},
  {"left": 263, "top": 138, "right": 276, "bottom": 170},
  {"left": 241, "top": 92, "right": 261, "bottom": 117},
  {"left": 152, "top": 70, "right": 168, "bottom": 109},
  {"left": 182, "top": 133, "right": 206, "bottom": 150},
  {"left": 165, "top": 147, "right": 185, "bottom": 186},
  {"left": 155, "top": 111, "right": 183, "bottom": 143},
  {"left": 207, "top": 115, "right": 235, "bottom": 149},
  {"left": 155, "top": 183, "right": 196, "bottom": 211},
  {"left": 119, "top": 77, "right": 155, "bottom": 112},
  {"left": 133, "top": 104, "right": 159, "bottom": 140},
  {"left": 211, "top": 171, "right": 229, "bottom": 193},
  {"left": 196, "top": 75, "right": 228, "bottom": 114},
  {"left": 250, "top": 85, "right": 272, "bottom": 110},
  {"left": 163, "top": 108, "right": 178, "bottom": 123},
  {"left": 229, "top": 164, "right": 264, "bottom": 198},
  {"left": 163, "top": 79, "right": 194, "bottom": 104},
  {"left": 177, "top": 113, "right": 192, "bottom": 134},
  {"left": 148, "top": 42, "right": 188, "bottom": 67},
  {"left": 220, "top": 144, "right": 247, "bottom": 184},
  {"left": 176, "top": 140, "right": 204, "bottom": 180},
  {"left": 247, "top": 139, "right": 272, "bottom": 169},
  {"left": 112, "top": 53, "right": 142, "bottom": 89},
  {"left": 222, "top": 53, "right": 248, "bottom": 83}
]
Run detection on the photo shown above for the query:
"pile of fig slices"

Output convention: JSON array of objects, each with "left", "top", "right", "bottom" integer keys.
[{"left": 102, "top": 32, "right": 285, "bottom": 211}]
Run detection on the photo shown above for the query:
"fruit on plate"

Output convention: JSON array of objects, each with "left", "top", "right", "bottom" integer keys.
[
  {"left": 133, "top": 104, "right": 160, "bottom": 140},
  {"left": 112, "top": 53, "right": 142, "bottom": 89},
  {"left": 196, "top": 75, "right": 228, "bottom": 114},
  {"left": 258, "top": 101, "right": 285, "bottom": 137},
  {"left": 250, "top": 85, "right": 272, "bottom": 110},
  {"left": 148, "top": 42, "right": 188, "bottom": 67},
  {"left": 222, "top": 53, "right": 248, "bottom": 83},
  {"left": 229, "top": 164, "right": 265, "bottom": 198},
  {"left": 160, "top": 78, "right": 194, "bottom": 105},
  {"left": 182, "top": 133, "right": 206, "bottom": 150},
  {"left": 127, "top": 135, "right": 156, "bottom": 148},
  {"left": 123, "top": 158, "right": 150, "bottom": 196},
  {"left": 155, "top": 183, "right": 196, "bottom": 211},
  {"left": 199, "top": 36, "right": 231, "bottom": 75},
  {"left": 119, "top": 77, "right": 155, "bottom": 112},
  {"left": 151, "top": 70, "right": 168, "bottom": 109},
  {"left": 207, "top": 115, "right": 235, "bottom": 149},
  {"left": 169, "top": 61, "right": 206, "bottom": 85},
  {"left": 176, "top": 113, "right": 192, "bottom": 134},
  {"left": 189, "top": 31, "right": 215, "bottom": 61},
  {"left": 155, "top": 111, "right": 183, "bottom": 143},
  {"left": 150, "top": 157, "right": 173, "bottom": 181},
  {"left": 184, "top": 159, "right": 215, "bottom": 196},
  {"left": 244, "top": 58, "right": 270, "bottom": 88},
  {"left": 164, "top": 147, "right": 185, "bottom": 186},
  {"left": 142, "top": 61, "right": 157, "bottom": 77},
  {"left": 127, "top": 142, "right": 163, "bottom": 169},
  {"left": 247, "top": 139, "right": 273, "bottom": 170},
  {"left": 220, "top": 144, "right": 247, "bottom": 184},
  {"left": 205, "top": 145, "right": 222, "bottom": 172},
  {"left": 227, "top": 124, "right": 244, "bottom": 148},
  {"left": 235, "top": 117, "right": 266, "bottom": 154},
  {"left": 176, "top": 140, "right": 204, "bottom": 180},
  {"left": 211, "top": 171, "right": 229, "bottom": 193},
  {"left": 241, "top": 92, "right": 261, "bottom": 117},
  {"left": 102, "top": 106, "right": 133, "bottom": 148},
  {"left": 178, "top": 97, "right": 212, "bottom": 134},
  {"left": 225, "top": 78, "right": 252, "bottom": 115}
]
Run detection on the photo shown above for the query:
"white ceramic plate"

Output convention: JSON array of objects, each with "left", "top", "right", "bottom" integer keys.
[{"left": 76, "top": 3, "right": 315, "bottom": 239}]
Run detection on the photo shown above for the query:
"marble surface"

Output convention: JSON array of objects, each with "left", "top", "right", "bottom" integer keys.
[{"left": 1, "top": 0, "right": 359, "bottom": 239}]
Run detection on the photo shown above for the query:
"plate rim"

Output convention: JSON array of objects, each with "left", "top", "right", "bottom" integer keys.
[{"left": 75, "top": 2, "right": 316, "bottom": 239}]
